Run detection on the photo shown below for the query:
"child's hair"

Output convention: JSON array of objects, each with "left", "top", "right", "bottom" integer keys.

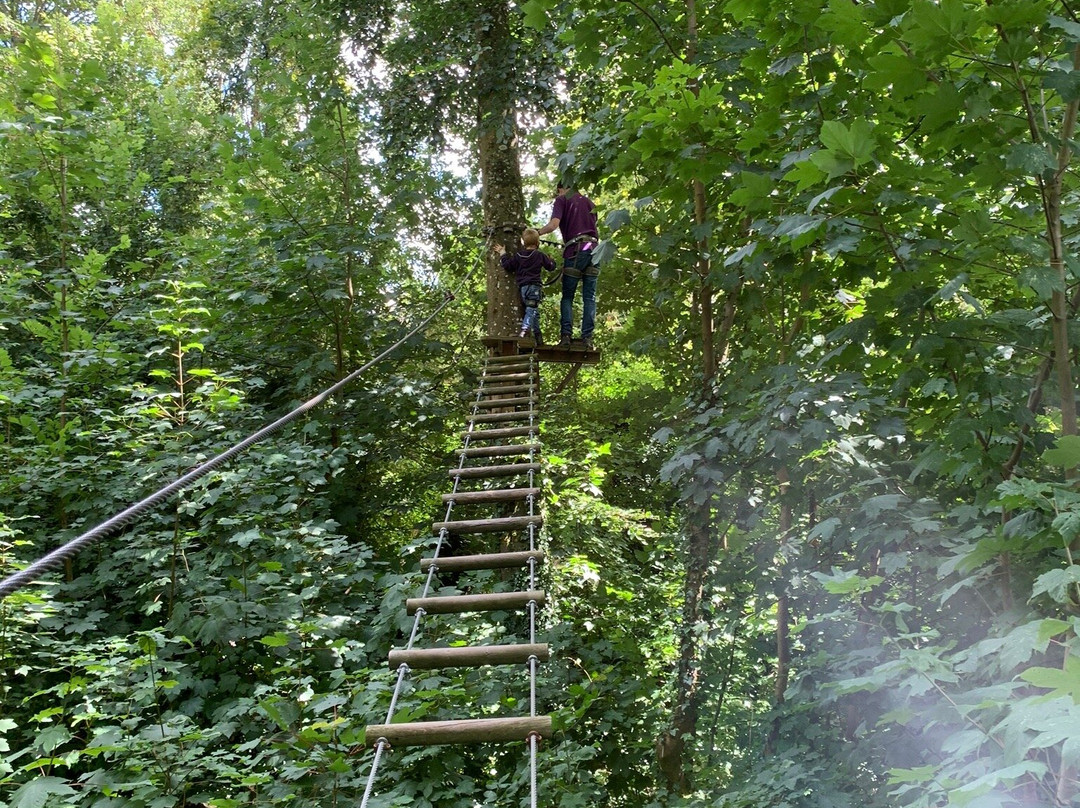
[{"left": 522, "top": 228, "right": 540, "bottom": 250}]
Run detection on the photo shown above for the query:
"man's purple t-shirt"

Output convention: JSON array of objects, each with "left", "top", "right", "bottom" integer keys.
[
  {"left": 501, "top": 248, "right": 555, "bottom": 286},
  {"left": 552, "top": 192, "right": 598, "bottom": 259}
]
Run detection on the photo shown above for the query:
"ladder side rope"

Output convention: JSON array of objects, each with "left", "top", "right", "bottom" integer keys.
[
  {"left": 360, "top": 352, "right": 542, "bottom": 808},
  {"left": 360, "top": 352, "right": 506, "bottom": 805},
  {"left": 527, "top": 365, "right": 540, "bottom": 808},
  {"left": 0, "top": 236, "right": 492, "bottom": 601}
]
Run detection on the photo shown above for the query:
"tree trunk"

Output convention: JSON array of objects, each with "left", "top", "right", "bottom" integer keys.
[
  {"left": 767, "top": 467, "right": 793, "bottom": 753},
  {"left": 695, "top": 179, "right": 715, "bottom": 383},
  {"left": 658, "top": 511, "right": 716, "bottom": 794},
  {"left": 475, "top": 0, "right": 526, "bottom": 339},
  {"left": 1042, "top": 43, "right": 1080, "bottom": 440},
  {"left": 658, "top": 0, "right": 720, "bottom": 790},
  {"left": 686, "top": 0, "right": 715, "bottom": 382}
]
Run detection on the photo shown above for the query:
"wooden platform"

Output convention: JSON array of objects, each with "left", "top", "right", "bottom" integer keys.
[{"left": 483, "top": 335, "right": 601, "bottom": 365}]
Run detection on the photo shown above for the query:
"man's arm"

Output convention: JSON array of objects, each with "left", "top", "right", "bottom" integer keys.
[{"left": 536, "top": 217, "right": 560, "bottom": 237}]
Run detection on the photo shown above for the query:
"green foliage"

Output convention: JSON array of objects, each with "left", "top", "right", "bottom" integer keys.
[
  {"left": 0, "top": 2, "right": 485, "bottom": 806},
  {"left": 8, "top": 0, "right": 1080, "bottom": 804}
]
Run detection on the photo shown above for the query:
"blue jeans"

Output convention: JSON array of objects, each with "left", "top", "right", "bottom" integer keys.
[
  {"left": 519, "top": 283, "right": 542, "bottom": 341},
  {"left": 560, "top": 251, "right": 597, "bottom": 339}
]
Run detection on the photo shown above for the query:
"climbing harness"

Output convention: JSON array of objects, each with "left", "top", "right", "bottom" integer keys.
[
  {"left": 0, "top": 238, "right": 491, "bottom": 601},
  {"left": 360, "top": 350, "right": 550, "bottom": 808}
]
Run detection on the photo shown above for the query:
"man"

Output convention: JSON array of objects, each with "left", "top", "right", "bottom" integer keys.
[{"left": 537, "top": 183, "right": 599, "bottom": 351}]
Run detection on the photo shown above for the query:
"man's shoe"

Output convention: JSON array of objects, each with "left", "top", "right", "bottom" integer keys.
[
  {"left": 583, "top": 339, "right": 595, "bottom": 352},
  {"left": 558, "top": 334, "right": 571, "bottom": 350}
]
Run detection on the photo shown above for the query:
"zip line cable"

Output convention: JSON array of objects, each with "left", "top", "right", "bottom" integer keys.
[{"left": 0, "top": 236, "right": 492, "bottom": 600}]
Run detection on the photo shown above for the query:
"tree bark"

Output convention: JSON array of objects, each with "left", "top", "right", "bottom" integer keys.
[
  {"left": 475, "top": 0, "right": 526, "bottom": 339},
  {"left": 658, "top": 0, "right": 720, "bottom": 791},
  {"left": 686, "top": 0, "right": 716, "bottom": 382},
  {"left": 695, "top": 179, "right": 715, "bottom": 382},
  {"left": 658, "top": 512, "right": 717, "bottom": 794},
  {"left": 767, "top": 467, "right": 793, "bottom": 753}
]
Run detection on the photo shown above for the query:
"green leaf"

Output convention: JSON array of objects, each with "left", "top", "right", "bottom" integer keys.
[
  {"left": 1049, "top": 14, "right": 1080, "bottom": 41},
  {"left": 947, "top": 761, "right": 1047, "bottom": 805},
  {"left": 810, "top": 149, "right": 853, "bottom": 180},
  {"left": 604, "top": 208, "right": 631, "bottom": 231},
  {"left": 1019, "top": 654, "right": 1080, "bottom": 703},
  {"left": 819, "top": 0, "right": 869, "bottom": 46},
  {"left": 259, "top": 632, "right": 291, "bottom": 647},
  {"left": 1051, "top": 511, "right": 1080, "bottom": 542},
  {"left": 812, "top": 569, "right": 884, "bottom": 595},
  {"left": 933, "top": 273, "right": 968, "bottom": 302},
  {"left": 1020, "top": 265, "right": 1063, "bottom": 298},
  {"left": 1044, "top": 68, "right": 1080, "bottom": 103},
  {"left": 729, "top": 171, "right": 775, "bottom": 211},
  {"left": 1037, "top": 618, "right": 1074, "bottom": 645},
  {"left": 1031, "top": 567, "right": 1080, "bottom": 604},
  {"left": 724, "top": 242, "right": 758, "bottom": 267},
  {"left": 9, "top": 777, "right": 76, "bottom": 808},
  {"left": 35, "top": 725, "right": 70, "bottom": 754},
  {"left": 1043, "top": 435, "right": 1080, "bottom": 469},
  {"left": 1005, "top": 143, "right": 1056, "bottom": 175},
  {"left": 773, "top": 214, "right": 825, "bottom": 240},
  {"left": 783, "top": 158, "right": 827, "bottom": 190},
  {"left": 819, "top": 119, "right": 876, "bottom": 166},
  {"left": 888, "top": 764, "right": 938, "bottom": 784}
]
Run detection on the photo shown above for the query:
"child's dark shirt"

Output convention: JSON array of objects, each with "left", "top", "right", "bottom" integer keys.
[{"left": 501, "top": 248, "right": 555, "bottom": 286}]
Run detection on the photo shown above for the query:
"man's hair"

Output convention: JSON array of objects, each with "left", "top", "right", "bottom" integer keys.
[{"left": 522, "top": 228, "right": 540, "bottom": 249}]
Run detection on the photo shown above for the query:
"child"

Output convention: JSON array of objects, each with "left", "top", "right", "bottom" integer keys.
[{"left": 497, "top": 228, "right": 555, "bottom": 343}]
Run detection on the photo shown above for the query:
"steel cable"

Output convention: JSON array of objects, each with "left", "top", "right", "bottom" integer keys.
[{"left": 0, "top": 236, "right": 491, "bottom": 600}]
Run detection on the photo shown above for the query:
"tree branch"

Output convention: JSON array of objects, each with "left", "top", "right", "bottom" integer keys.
[{"left": 616, "top": 0, "right": 680, "bottom": 58}]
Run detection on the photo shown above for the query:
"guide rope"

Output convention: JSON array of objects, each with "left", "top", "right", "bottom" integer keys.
[{"left": 0, "top": 237, "right": 492, "bottom": 600}]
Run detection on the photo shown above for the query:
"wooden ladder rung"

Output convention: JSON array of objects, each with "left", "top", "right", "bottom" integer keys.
[
  {"left": 459, "top": 443, "right": 540, "bottom": 459},
  {"left": 421, "top": 549, "right": 544, "bottom": 572},
  {"left": 388, "top": 643, "right": 549, "bottom": 670},
  {"left": 481, "top": 367, "right": 534, "bottom": 377},
  {"left": 449, "top": 462, "right": 540, "bottom": 479},
  {"left": 365, "top": 715, "right": 552, "bottom": 747},
  {"left": 481, "top": 369, "right": 534, "bottom": 379},
  {"left": 479, "top": 373, "right": 535, "bottom": 384},
  {"left": 433, "top": 515, "right": 542, "bottom": 535},
  {"left": 474, "top": 384, "right": 534, "bottom": 396},
  {"left": 485, "top": 354, "right": 536, "bottom": 364},
  {"left": 441, "top": 487, "right": 539, "bottom": 504},
  {"left": 468, "top": 410, "right": 537, "bottom": 424},
  {"left": 473, "top": 396, "right": 536, "bottom": 411},
  {"left": 407, "top": 590, "right": 545, "bottom": 615},
  {"left": 460, "top": 425, "right": 537, "bottom": 441}
]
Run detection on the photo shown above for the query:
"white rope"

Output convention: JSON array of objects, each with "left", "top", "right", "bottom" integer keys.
[{"left": 359, "top": 349, "right": 546, "bottom": 808}]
